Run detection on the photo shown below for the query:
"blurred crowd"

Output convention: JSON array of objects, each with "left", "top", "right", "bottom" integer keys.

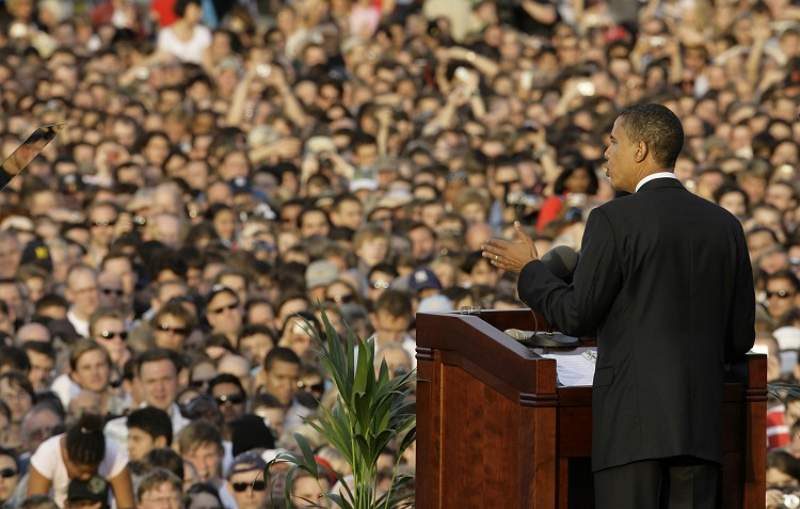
[{"left": 0, "top": 0, "right": 800, "bottom": 507}]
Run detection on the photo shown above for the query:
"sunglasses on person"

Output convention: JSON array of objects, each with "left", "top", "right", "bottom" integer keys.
[
  {"left": 99, "top": 330, "right": 128, "bottom": 341},
  {"left": 210, "top": 303, "right": 239, "bottom": 314},
  {"left": 0, "top": 468, "right": 17, "bottom": 479},
  {"left": 231, "top": 481, "right": 266, "bottom": 492},
  {"left": 189, "top": 378, "right": 213, "bottom": 389},
  {"left": 215, "top": 393, "right": 245, "bottom": 406},
  {"left": 325, "top": 294, "right": 355, "bottom": 305},
  {"left": 767, "top": 290, "right": 795, "bottom": 299},
  {"left": 157, "top": 323, "right": 190, "bottom": 336},
  {"left": 297, "top": 380, "right": 325, "bottom": 394},
  {"left": 101, "top": 288, "right": 124, "bottom": 297},
  {"left": 91, "top": 218, "right": 117, "bottom": 227}
]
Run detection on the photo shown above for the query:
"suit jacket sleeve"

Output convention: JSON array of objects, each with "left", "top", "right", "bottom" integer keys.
[
  {"left": 518, "top": 207, "right": 623, "bottom": 336},
  {"left": 726, "top": 222, "right": 755, "bottom": 361}
]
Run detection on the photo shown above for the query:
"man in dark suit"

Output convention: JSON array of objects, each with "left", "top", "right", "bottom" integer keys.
[{"left": 482, "top": 104, "right": 755, "bottom": 508}]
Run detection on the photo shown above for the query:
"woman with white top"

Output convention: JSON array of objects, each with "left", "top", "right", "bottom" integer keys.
[
  {"left": 27, "top": 413, "right": 134, "bottom": 508},
  {"left": 156, "top": 0, "right": 211, "bottom": 65}
]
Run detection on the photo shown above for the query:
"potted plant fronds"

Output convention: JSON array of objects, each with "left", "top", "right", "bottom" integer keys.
[{"left": 265, "top": 311, "right": 416, "bottom": 508}]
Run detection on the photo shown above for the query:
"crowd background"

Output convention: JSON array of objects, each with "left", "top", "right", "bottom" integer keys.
[{"left": 0, "top": 0, "right": 799, "bottom": 507}]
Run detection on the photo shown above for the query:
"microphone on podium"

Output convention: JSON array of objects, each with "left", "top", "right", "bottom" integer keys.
[
  {"left": 504, "top": 245, "right": 581, "bottom": 347},
  {"left": 540, "top": 245, "right": 579, "bottom": 283}
]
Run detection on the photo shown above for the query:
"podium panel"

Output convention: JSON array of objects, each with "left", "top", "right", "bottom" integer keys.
[{"left": 415, "top": 309, "right": 766, "bottom": 509}]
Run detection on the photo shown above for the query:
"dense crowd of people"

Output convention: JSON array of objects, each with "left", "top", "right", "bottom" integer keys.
[{"left": 0, "top": 0, "right": 799, "bottom": 507}]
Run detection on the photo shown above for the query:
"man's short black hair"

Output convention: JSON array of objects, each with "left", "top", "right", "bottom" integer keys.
[
  {"left": 34, "top": 294, "right": 68, "bottom": 314},
  {"left": 207, "top": 373, "right": 246, "bottom": 397},
  {"left": 263, "top": 346, "right": 301, "bottom": 372},
  {"left": 135, "top": 349, "right": 180, "bottom": 377},
  {"left": 143, "top": 448, "right": 184, "bottom": 481},
  {"left": 374, "top": 289, "right": 412, "bottom": 318},
  {"left": 368, "top": 263, "right": 399, "bottom": 280},
  {"left": 746, "top": 226, "right": 779, "bottom": 244},
  {"left": 767, "top": 269, "right": 800, "bottom": 292},
  {"left": 618, "top": 103, "right": 684, "bottom": 168},
  {"left": 0, "top": 346, "right": 30, "bottom": 374},
  {"left": 22, "top": 341, "right": 55, "bottom": 360},
  {"left": 126, "top": 406, "right": 173, "bottom": 445},
  {"left": 237, "top": 324, "right": 275, "bottom": 344}
]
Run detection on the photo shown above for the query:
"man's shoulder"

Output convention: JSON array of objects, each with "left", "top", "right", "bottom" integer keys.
[
  {"left": 595, "top": 188, "right": 739, "bottom": 225},
  {"left": 588, "top": 196, "right": 633, "bottom": 223}
]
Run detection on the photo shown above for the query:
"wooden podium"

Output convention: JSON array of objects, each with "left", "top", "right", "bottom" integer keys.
[{"left": 415, "top": 309, "right": 766, "bottom": 508}]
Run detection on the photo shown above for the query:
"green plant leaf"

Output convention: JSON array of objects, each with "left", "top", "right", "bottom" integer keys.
[
  {"left": 375, "top": 476, "right": 415, "bottom": 509},
  {"left": 352, "top": 335, "right": 372, "bottom": 397},
  {"left": 353, "top": 391, "right": 372, "bottom": 435},
  {"left": 398, "top": 426, "right": 416, "bottom": 457},
  {"left": 327, "top": 492, "right": 354, "bottom": 509},
  {"left": 294, "top": 308, "right": 417, "bottom": 509},
  {"left": 294, "top": 433, "right": 319, "bottom": 477}
]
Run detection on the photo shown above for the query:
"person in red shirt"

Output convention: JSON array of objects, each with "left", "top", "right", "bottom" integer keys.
[
  {"left": 536, "top": 161, "right": 598, "bottom": 232},
  {"left": 151, "top": 0, "right": 178, "bottom": 27}
]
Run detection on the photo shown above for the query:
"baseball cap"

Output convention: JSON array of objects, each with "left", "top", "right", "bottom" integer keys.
[
  {"left": 228, "top": 449, "right": 268, "bottom": 478},
  {"left": 20, "top": 239, "right": 53, "bottom": 272},
  {"left": 67, "top": 476, "right": 109, "bottom": 508},
  {"left": 229, "top": 176, "right": 253, "bottom": 196},
  {"left": 408, "top": 267, "right": 442, "bottom": 293}
]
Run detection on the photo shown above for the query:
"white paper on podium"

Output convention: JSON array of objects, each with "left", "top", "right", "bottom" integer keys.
[{"left": 533, "top": 347, "right": 597, "bottom": 387}]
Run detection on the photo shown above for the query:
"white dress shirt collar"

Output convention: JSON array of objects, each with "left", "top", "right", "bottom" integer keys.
[{"left": 635, "top": 171, "right": 679, "bottom": 193}]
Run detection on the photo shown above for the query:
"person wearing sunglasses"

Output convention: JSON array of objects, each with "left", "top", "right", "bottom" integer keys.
[
  {"left": 89, "top": 309, "right": 131, "bottom": 372},
  {"left": 296, "top": 365, "right": 326, "bottom": 401},
  {"left": 151, "top": 302, "right": 196, "bottom": 352},
  {"left": 207, "top": 375, "right": 246, "bottom": 441},
  {"left": 86, "top": 201, "right": 120, "bottom": 268},
  {"left": 0, "top": 447, "right": 19, "bottom": 509},
  {"left": 225, "top": 452, "right": 267, "bottom": 509},
  {"left": 366, "top": 263, "right": 397, "bottom": 303},
  {"left": 765, "top": 270, "right": 800, "bottom": 322},
  {"left": 323, "top": 280, "right": 359, "bottom": 307},
  {"left": 186, "top": 358, "right": 217, "bottom": 394},
  {"left": 97, "top": 272, "right": 126, "bottom": 314},
  {"left": 204, "top": 286, "right": 242, "bottom": 347}
]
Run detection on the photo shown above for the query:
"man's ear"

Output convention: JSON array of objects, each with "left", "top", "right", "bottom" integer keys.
[
  {"left": 635, "top": 140, "right": 648, "bottom": 163},
  {"left": 154, "top": 436, "right": 168, "bottom": 449}
]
